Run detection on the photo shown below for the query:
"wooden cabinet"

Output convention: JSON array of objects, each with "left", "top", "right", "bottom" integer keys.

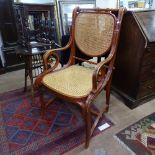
[
  {"left": 14, "top": 3, "right": 58, "bottom": 48},
  {"left": 0, "top": 0, "right": 17, "bottom": 46},
  {"left": 112, "top": 10, "right": 155, "bottom": 109},
  {"left": 0, "top": 1, "right": 58, "bottom": 72},
  {"left": 0, "top": 0, "right": 24, "bottom": 72}
]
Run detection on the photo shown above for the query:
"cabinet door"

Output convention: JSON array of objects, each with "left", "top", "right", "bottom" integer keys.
[{"left": 0, "top": 0, "right": 18, "bottom": 46}]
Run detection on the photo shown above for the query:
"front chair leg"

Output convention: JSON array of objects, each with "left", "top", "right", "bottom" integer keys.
[
  {"left": 85, "top": 105, "right": 91, "bottom": 148},
  {"left": 105, "top": 76, "right": 112, "bottom": 112}
]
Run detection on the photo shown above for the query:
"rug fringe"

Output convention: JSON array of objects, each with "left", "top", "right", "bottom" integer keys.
[{"left": 114, "top": 135, "right": 136, "bottom": 155}]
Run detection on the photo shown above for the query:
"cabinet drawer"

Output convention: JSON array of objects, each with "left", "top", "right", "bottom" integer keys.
[
  {"left": 142, "top": 49, "right": 155, "bottom": 66},
  {"left": 138, "top": 79, "right": 155, "bottom": 99},
  {"left": 140, "top": 63, "right": 155, "bottom": 81}
]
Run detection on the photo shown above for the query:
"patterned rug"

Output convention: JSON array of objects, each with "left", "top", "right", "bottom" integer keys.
[
  {"left": 0, "top": 88, "right": 113, "bottom": 154},
  {"left": 115, "top": 112, "right": 155, "bottom": 155}
]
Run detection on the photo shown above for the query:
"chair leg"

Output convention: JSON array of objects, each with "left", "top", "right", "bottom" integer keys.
[
  {"left": 84, "top": 105, "right": 91, "bottom": 148},
  {"left": 105, "top": 76, "right": 112, "bottom": 112}
]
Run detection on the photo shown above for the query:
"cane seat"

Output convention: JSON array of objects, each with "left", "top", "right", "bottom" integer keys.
[{"left": 42, "top": 65, "right": 94, "bottom": 97}]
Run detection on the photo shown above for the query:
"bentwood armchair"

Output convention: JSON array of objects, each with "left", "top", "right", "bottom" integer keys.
[{"left": 34, "top": 7, "right": 125, "bottom": 148}]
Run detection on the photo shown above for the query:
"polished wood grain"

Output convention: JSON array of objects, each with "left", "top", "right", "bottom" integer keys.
[
  {"left": 112, "top": 10, "right": 155, "bottom": 109},
  {"left": 135, "top": 11, "right": 155, "bottom": 42}
]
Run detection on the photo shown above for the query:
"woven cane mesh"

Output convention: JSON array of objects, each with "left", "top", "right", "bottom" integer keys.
[
  {"left": 42, "top": 65, "right": 94, "bottom": 97},
  {"left": 75, "top": 13, "right": 115, "bottom": 56}
]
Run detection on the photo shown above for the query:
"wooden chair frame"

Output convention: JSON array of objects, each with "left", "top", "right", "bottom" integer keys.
[{"left": 34, "top": 7, "right": 125, "bottom": 148}]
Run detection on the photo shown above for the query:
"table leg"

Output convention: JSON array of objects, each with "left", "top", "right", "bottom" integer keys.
[
  {"left": 29, "top": 55, "right": 35, "bottom": 106},
  {"left": 30, "top": 74, "right": 35, "bottom": 106},
  {"left": 24, "top": 56, "right": 28, "bottom": 92}
]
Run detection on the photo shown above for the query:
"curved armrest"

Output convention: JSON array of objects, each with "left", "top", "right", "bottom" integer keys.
[
  {"left": 43, "top": 41, "right": 71, "bottom": 70},
  {"left": 92, "top": 53, "right": 114, "bottom": 92}
]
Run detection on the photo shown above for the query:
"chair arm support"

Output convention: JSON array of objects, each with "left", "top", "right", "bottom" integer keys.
[
  {"left": 43, "top": 50, "right": 60, "bottom": 71},
  {"left": 92, "top": 53, "right": 114, "bottom": 92},
  {"left": 43, "top": 41, "right": 71, "bottom": 70}
]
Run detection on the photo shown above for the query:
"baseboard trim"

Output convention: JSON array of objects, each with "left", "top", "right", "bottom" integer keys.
[
  {"left": 5, "top": 63, "right": 25, "bottom": 72},
  {"left": 111, "top": 86, "right": 155, "bottom": 109}
]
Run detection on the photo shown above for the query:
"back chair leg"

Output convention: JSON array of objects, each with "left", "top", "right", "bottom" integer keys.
[{"left": 85, "top": 105, "right": 91, "bottom": 148}]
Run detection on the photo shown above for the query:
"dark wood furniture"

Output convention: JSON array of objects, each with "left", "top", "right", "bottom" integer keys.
[
  {"left": 13, "top": 3, "right": 60, "bottom": 103},
  {"left": 112, "top": 10, "right": 155, "bottom": 109},
  {"left": 0, "top": 0, "right": 24, "bottom": 71},
  {"left": 15, "top": 43, "right": 52, "bottom": 104},
  {"left": 35, "top": 8, "right": 125, "bottom": 148},
  {"left": 14, "top": 3, "right": 58, "bottom": 47},
  {"left": 16, "top": 42, "right": 60, "bottom": 105}
]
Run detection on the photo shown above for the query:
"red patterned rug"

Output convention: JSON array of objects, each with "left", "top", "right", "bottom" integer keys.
[
  {"left": 115, "top": 112, "right": 155, "bottom": 155},
  {"left": 0, "top": 88, "right": 113, "bottom": 154}
]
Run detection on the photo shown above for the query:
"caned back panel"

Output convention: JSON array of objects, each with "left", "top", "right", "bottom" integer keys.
[{"left": 75, "top": 13, "right": 115, "bottom": 57}]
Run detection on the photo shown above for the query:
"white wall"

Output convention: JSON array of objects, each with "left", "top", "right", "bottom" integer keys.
[{"left": 96, "top": 0, "right": 118, "bottom": 8}]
